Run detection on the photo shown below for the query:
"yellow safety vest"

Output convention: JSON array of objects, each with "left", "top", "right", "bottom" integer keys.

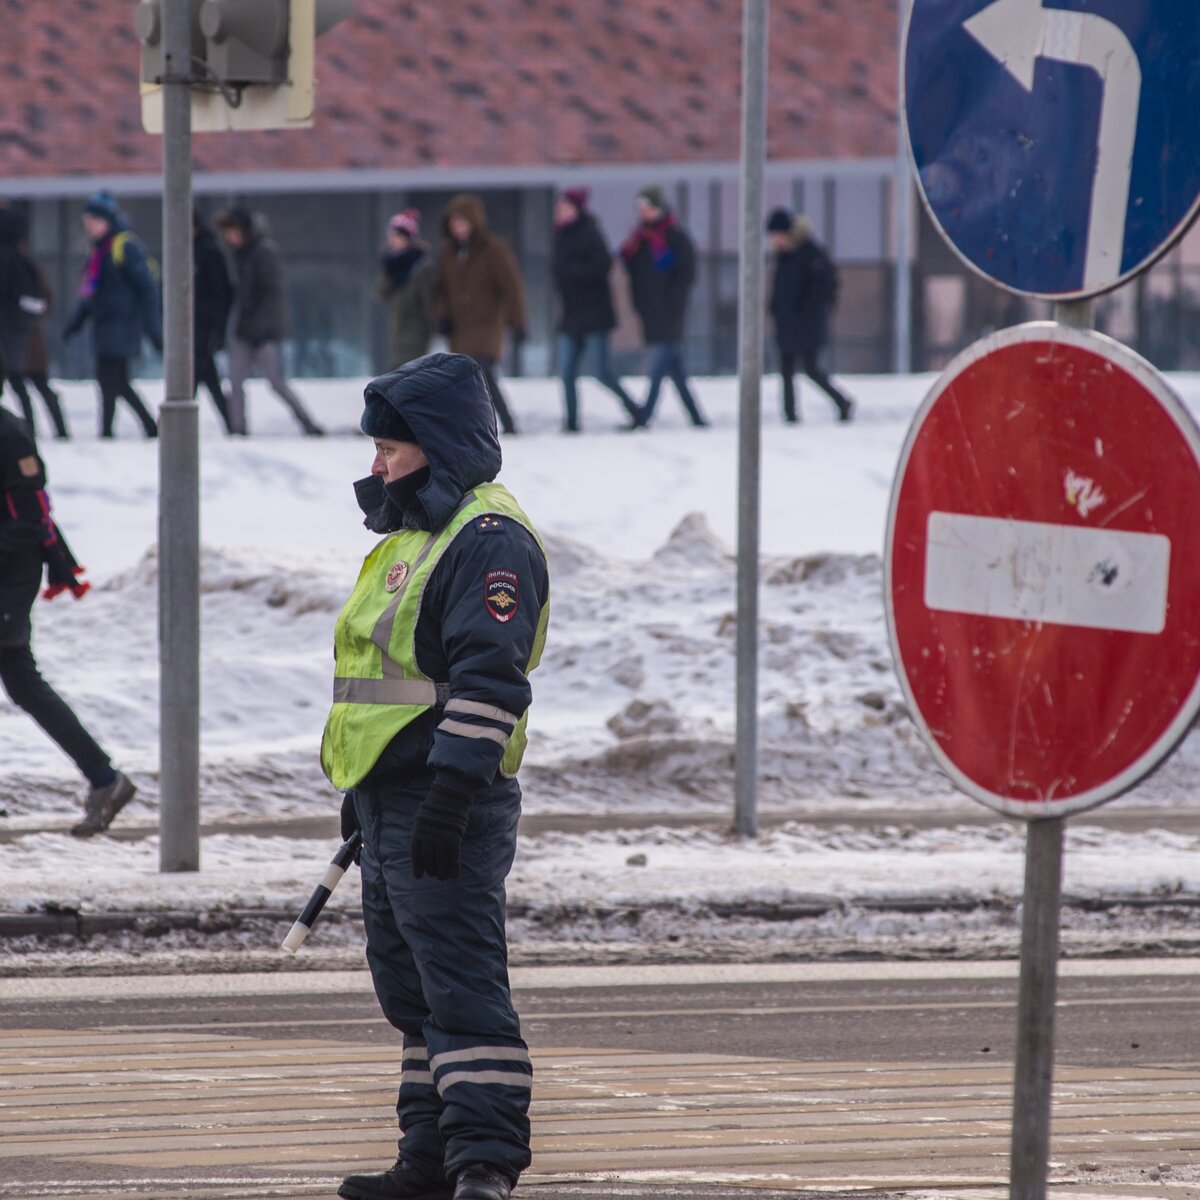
[{"left": 321, "top": 482, "right": 549, "bottom": 790}]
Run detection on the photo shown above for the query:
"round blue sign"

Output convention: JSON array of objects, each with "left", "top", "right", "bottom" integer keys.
[{"left": 904, "top": 0, "right": 1200, "bottom": 299}]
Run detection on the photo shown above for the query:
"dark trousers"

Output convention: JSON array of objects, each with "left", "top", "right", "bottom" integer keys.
[
  {"left": 0, "top": 584, "right": 113, "bottom": 787},
  {"left": 354, "top": 782, "right": 531, "bottom": 1183},
  {"left": 780, "top": 346, "right": 853, "bottom": 422},
  {"left": 558, "top": 332, "right": 639, "bottom": 430},
  {"left": 96, "top": 356, "right": 158, "bottom": 438},
  {"left": 640, "top": 342, "right": 706, "bottom": 427},
  {"left": 23, "top": 373, "right": 70, "bottom": 439},
  {"left": 471, "top": 357, "right": 517, "bottom": 435},
  {"left": 194, "top": 344, "right": 234, "bottom": 433},
  {"left": 0, "top": 326, "right": 67, "bottom": 437}
]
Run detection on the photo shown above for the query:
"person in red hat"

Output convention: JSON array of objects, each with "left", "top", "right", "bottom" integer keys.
[
  {"left": 551, "top": 188, "right": 641, "bottom": 433},
  {"left": 376, "top": 209, "right": 436, "bottom": 369}
]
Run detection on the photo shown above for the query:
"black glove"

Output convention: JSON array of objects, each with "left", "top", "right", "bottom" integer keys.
[
  {"left": 411, "top": 773, "right": 473, "bottom": 880},
  {"left": 340, "top": 793, "right": 361, "bottom": 863}
]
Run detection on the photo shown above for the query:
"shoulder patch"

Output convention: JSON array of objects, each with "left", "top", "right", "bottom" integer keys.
[
  {"left": 475, "top": 514, "right": 505, "bottom": 535},
  {"left": 17, "top": 456, "right": 39, "bottom": 478},
  {"left": 484, "top": 568, "right": 520, "bottom": 623}
]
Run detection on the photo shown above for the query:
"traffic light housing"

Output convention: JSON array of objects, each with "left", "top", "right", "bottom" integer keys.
[{"left": 136, "top": 0, "right": 353, "bottom": 132}]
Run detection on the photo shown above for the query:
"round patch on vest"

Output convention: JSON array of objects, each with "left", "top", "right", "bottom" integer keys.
[
  {"left": 384, "top": 561, "right": 409, "bottom": 593},
  {"left": 485, "top": 568, "right": 519, "bottom": 623}
]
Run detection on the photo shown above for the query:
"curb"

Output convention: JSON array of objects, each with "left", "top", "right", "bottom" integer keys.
[{"left": 4, "top": 891, "right": 1200, "bottom": 941}]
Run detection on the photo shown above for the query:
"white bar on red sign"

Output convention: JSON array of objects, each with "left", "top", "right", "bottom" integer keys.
[{"left": 924, "top": 512, "right": 1170, "bottom": 634}]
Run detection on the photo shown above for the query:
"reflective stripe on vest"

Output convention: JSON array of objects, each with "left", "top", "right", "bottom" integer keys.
[{"left": 321, "top": 482, "right": 548, "bottom": 790}]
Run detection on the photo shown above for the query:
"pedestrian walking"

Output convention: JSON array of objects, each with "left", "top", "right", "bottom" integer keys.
[
  {"left": 326, "top": 353, "right": 549, "bottom": 1200},
  {"left": 214, "top": 207, "right": 323, "bottom": 437},
  {"left": 620, "top": 186, "right": 707, "bottom": 428},
  {"left": 0, "top": 208, "right": 67, "bottom": 439},
  {"left": 376, "top": 209, "right": 436, "bottom": 369},
  {"left": 0, "top": 402, "right": 136, "bottom": 836},
  {"left": 21, "top": 256, "right": 70, "bottom": 440},
  {"left": 552, "top": 187, "right": 640, "bottom": 433},
  {"left": 766, "top": 208, "right": 855, "bottom": 424},
  {"left": 62, "top": 190, "right": 161, "bottom": 440},
  {"left": 434, "top": 194, "right": 527, "bottom": 436},
  {"left": 193, "top": 210, "right": 235, "bottom": 433}
]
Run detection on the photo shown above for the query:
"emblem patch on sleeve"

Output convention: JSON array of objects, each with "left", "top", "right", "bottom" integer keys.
[
  {"left": 17, "top": 456, "right": 39, "bottom": 478},
  {"left": 384, "top": 561, "right": 409, "bottom": 593},
  {"left": 484, "top": 568, "right": 520, "bottom": 623}
]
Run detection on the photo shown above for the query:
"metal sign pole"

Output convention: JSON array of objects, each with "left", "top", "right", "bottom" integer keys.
[
  {"left": 1007, "top": 294, "right": 1095, "bottom": 1197},
  {"left": 158, "top": 0, "right": 200, "bottom": 873},
  {"left": 893, "top": 0, "right": 913, "bottom": 374},
  {"left": 734, "top": 0, "right": 768, "bottom": 838},
  {"left": 1008, "top": 816, "right": 1064, "bottom": 1200}
]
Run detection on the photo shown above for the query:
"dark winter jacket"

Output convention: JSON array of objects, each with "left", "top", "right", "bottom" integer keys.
[
  {"left": 552, "top": 213, "right": 617, "bottom": 336},
  {"left": 621, "top": 213, "right": 696, "bottom": 345},
  {"left": 0, "top": 209, "right": 44, "bottom": 341},
  {"left": 375, "top": 246, "right": 436, "bottom": 368},
  {"left": 0, "top": 408, "right": 84, "bottom": 601},
  {"left": 194, "top": 226, "right": 233, "bottom": 355},
  {"left": 354, "top": 353, "right": 549, "bottom": 794},
  {"left": 63, "top": 218, "right": 161, "bottom": 361},
  {"left": 770, "top": 220, "right": 839, "bottom": 356},
  {"left": 23, "top": 260, "right": 53, "bottom": 376},
  {"left": 434, "top": 194, "right": 528, "bottom": 362},
  {"left": 229, "top": 216, "right": 290, "bottom": 347}
]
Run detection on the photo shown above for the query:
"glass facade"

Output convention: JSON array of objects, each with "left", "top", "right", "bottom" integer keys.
[{"left": 11, "top": 174, "right": 1200, "bottom": 380}]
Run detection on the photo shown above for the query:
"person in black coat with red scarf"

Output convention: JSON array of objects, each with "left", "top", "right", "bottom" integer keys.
[
  {"left": 767, "top": 208, "right": 855, "bottom": 424},
  {"left": 620, "top": 187, "right": 707, "bottom": 428},
  {"left": 552, "top": 188, "right": 640, "bottom": 432},
  {"left": 0, "top": 403, "right": 136, "bottom": 836}
]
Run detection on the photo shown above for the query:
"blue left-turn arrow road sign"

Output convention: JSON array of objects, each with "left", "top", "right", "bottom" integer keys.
[{"left": 904, "top": 0, "right": 1200, "bottom": 299}]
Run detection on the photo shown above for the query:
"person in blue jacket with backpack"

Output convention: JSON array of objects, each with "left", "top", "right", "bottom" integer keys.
[{"left": 63, "top": 191, "right": 161, "bottom": 439}]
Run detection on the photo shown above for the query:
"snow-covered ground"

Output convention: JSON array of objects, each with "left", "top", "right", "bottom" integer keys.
[{"left": 2, "top": 368, "right": 1200, "bottom": 969}]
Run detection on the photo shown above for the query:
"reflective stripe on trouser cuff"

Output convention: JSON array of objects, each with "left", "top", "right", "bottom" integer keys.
[
  {"left": 431, "top": 1045, "right": 532, "bottom": 1071},
  {"left": 401, "top": 1069, "right": 434, "bottom": 1086},
  {"left": 403, "top": 1044, "right": 430, "bottom": 1062},
  {"left": 444, "top": 698, "right": 521, "bottom": 727},
  {"left": 437, "top": 1068, "right": 534, "bottom": 1093},
  {"left": 437, "top": 718, "right": 510, "bottom": 746},
  {"left": 333, "top": 677, "right": 440, "bottom": 705}
]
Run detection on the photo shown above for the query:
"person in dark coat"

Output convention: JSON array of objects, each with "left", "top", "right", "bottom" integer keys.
[
  {"left": 21, "top": 256, "right": 70, "bottom": 440},
  {"left": 193, "top": 210, "right": 235, "bottom": 434},
  {"left": 766, "top": 208, "right": 855, "bottom": 423},
  {"left": 215, "top": 207, "right": 323, "bottom": 437},
  {"left": 0, "top": 207, "right": 65, "bottom": 438},
  {"left": 0, "top": 403, "right": 136, "bottom": 836},
  {"left": 552, "top": 188, "right": 639, "bottom": 433},
  {"left": 375, "top": 209, "right": 436, "bottom": 369},
  {"left": 434, "top": 194, "right": 527, "bottom": 436},
  {"left": 620, "top": 186, "right": 707, "bottom": 428},
  {"left": 62, "top": 190, "right": 161, "bottom": 439},
  {"left": 328, "top": 354, "right": 549, "bottom": 1200}
]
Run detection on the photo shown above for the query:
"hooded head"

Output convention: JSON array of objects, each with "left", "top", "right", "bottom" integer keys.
[
  {"left": 766, "top": 209, "right": 813, "bottom": 251},
  {"left": 388, "top": 208, "right": 421, "bottom": 239},
  {"left": 636, "top": 185, "right": 668, "bottom": 220},
  {"left": 358, "top": 353, "right": 500, "bottom": 532},
  {"left": 443, "top": 193, "right": 489, "bottom": 244}
]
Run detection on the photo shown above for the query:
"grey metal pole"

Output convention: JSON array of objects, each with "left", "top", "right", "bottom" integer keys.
[
  {"left": 1008, "top": 293, "right": 1094, "bottom": 1195},
  {"left": 158, "top": 0, "right": 200, "bottom": 873},
  {"left": 893, "top": 0, "right": 913, "bottom": 374},
  {"left": 1008, "top": 816, "right": 1064, "bottom": 1200},
  {"left": 734, "top": 0, "right": 768, "bottom": 839}
]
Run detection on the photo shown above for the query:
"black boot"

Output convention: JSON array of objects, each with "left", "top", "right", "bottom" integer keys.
[
  {"left": 339, "top": 1158, "right": 449, "bottom": 1200},
  {"left": 453, "top": 1165, "right": 515, "bottom": 1200}
]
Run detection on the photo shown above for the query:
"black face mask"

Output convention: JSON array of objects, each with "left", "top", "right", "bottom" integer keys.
[{"left": 353, "top": 467, "right": 431, "bottom": 534}]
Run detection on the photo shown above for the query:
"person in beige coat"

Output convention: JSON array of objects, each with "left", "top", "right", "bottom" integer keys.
[{"left": 434, "top": 194, "right": 527, "bottom": 434}]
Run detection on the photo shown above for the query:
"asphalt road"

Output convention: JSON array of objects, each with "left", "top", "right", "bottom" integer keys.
[{"left": 2, "top": 960, "right": 1199, "bottom": 1199}]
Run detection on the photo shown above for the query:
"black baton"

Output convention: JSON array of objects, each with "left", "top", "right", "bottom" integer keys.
[{"left": 282, "top": 831, "right": 363, "bottom": 954}]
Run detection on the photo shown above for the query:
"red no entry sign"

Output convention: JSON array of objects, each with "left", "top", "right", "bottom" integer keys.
[{"left": 886, "top": 322, "right": 1200, "bottom": 817}]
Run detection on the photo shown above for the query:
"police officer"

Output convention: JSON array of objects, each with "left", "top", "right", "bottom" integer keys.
[
  {"left": 0, "top": 402, "right": 136, "bottom": 836},
  {"left": 326, "top": 354, "right": 549, "bottom": 1200}
]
